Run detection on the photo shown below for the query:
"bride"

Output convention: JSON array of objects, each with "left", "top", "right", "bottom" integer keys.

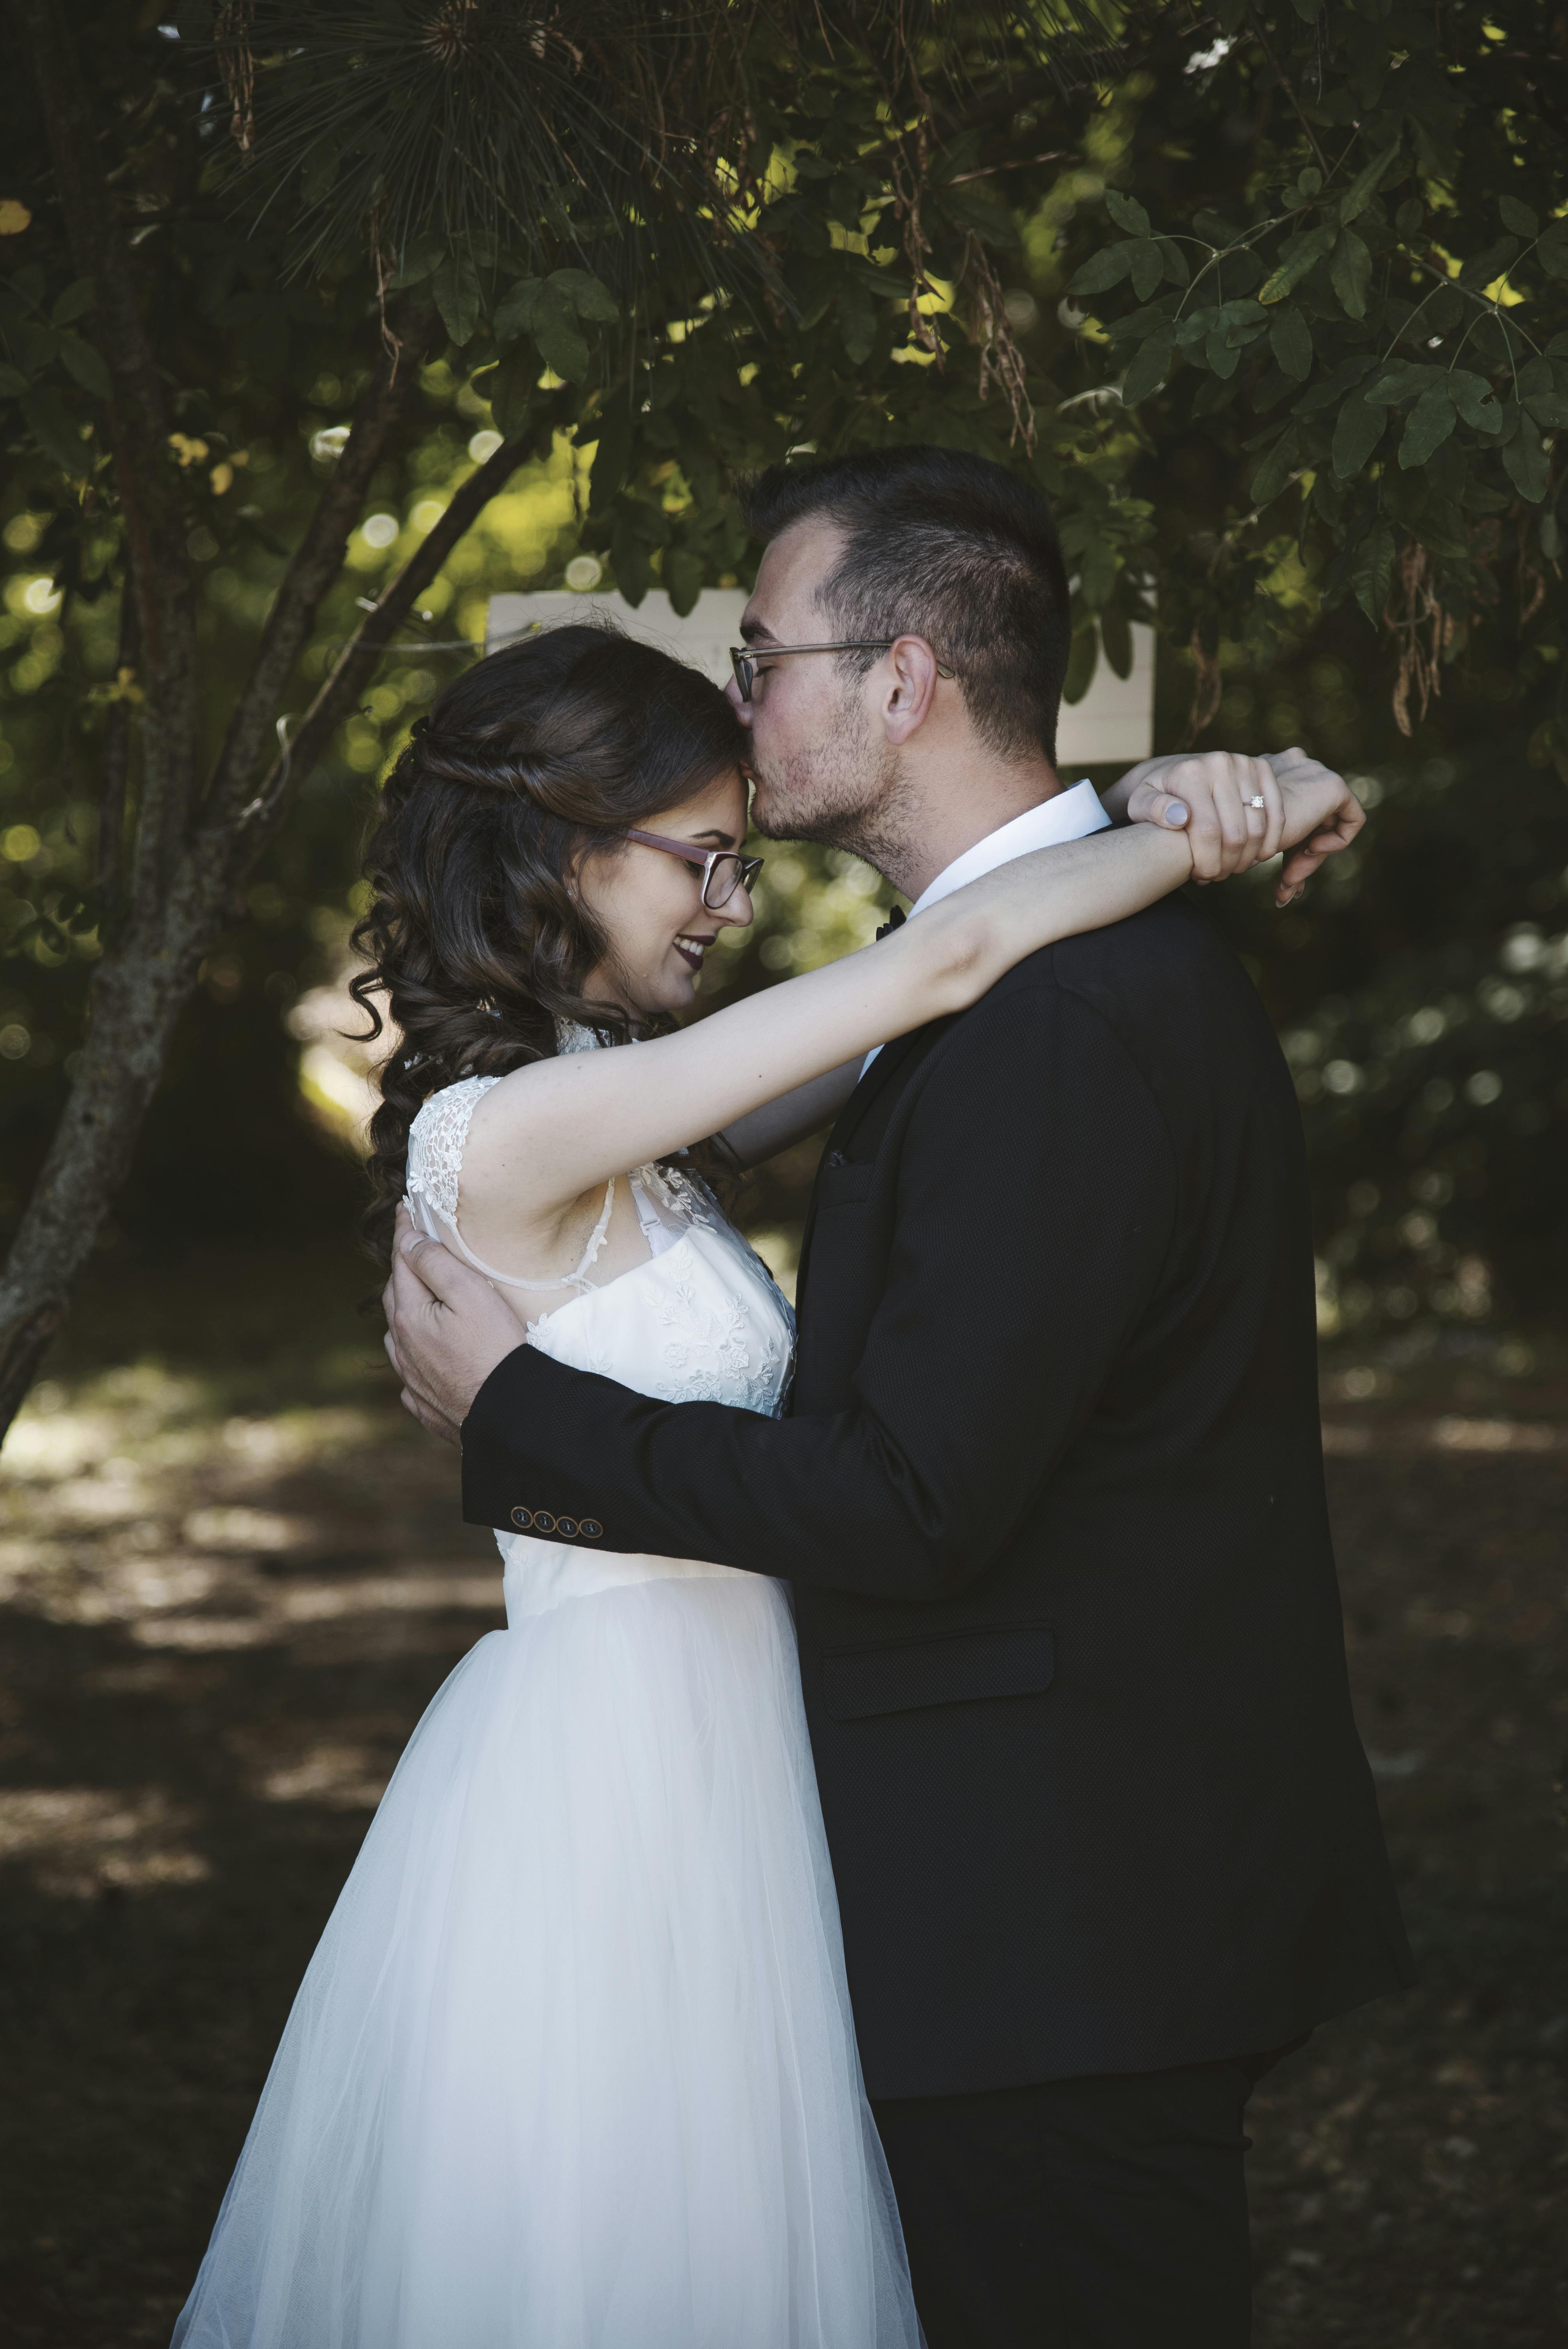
[{"left": 173, "top": 622, "right": 1308, "bottom": 2348}]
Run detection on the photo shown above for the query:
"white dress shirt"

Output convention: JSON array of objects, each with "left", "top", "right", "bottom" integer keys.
[{"left": 861, "top": 779, "right": 1111, "bottom": 1073}]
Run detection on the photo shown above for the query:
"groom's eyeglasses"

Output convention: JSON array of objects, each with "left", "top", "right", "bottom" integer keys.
[
  {"left": 729, "top": 641, "right": 956, "bottom": 704},
  {"left": 622, "top": 829, "right": 765, "bottom": 911}
]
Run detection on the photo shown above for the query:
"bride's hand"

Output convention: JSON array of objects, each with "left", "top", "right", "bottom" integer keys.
[
  {"left": 1268, "top": 746, "right": 1367, "bottom": 907},
  {"left": 1114, "top": 750, "right": 1285, "bottom": 881},
  {"left": 1114, "top": 746, "right": 1363, "bottom": 905}
]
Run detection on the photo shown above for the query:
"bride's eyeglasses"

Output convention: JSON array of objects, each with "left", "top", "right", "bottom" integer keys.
[
  {"left": 622, "top": 829, "right": 765, "bottom": 911},
  {"left": 729, "top": 640, "right": 956, "bottom": 704}
]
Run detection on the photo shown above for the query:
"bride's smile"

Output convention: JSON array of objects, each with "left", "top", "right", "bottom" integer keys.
[{"left": 574, "top": 766, "right": 756, "bottom": 1022}]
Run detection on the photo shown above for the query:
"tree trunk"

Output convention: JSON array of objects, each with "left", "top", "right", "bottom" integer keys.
[
  {"left": 0, "top": 914, "right": 205, "bottom": 1429},
  {"left": 0, "top": 431, "right": 532, "bottom": 1444}
]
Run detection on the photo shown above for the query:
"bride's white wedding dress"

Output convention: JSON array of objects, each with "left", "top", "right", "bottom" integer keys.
[{"left": 173, "top": 1032, "right": 921, "bottom": 2349}]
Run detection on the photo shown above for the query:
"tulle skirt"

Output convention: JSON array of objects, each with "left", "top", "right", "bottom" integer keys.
[{"left": 172, "top": 1565, "right": 920, "bottom": 2349}]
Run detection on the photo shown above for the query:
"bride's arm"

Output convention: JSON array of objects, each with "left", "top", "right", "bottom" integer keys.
[
  {"left": 457, "top": 820, "right": 1196, "bottom": 1227},
  {"left": 715, "top": 1058, "right": 863, "bottom": 1172},
  {"left": 721, "top": 745, "right": 1354, "bottom": 1171},
  {"left": 459, "top": 754, "right": 1363, "bottom": 1224}
]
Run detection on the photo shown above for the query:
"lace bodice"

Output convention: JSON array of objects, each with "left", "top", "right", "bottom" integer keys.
[
  {"left": 404, "top": 1034, "right": 795, "bottom": 1420},
  {"left": 405, "top": 1032, "right": 795, "bottom": 1615}
]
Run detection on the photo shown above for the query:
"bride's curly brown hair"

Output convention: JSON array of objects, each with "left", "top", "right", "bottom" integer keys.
[{"left": 350, "top": 623, "right": 749, "bottom": 1266}]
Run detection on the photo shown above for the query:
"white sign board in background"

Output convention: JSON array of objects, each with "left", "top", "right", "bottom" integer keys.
[{"left": 486, "top": 590, "right": 1155, "bottom": 768}]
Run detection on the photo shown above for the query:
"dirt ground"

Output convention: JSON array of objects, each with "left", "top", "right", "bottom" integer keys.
[{"left": 0, "top": 1248, "right": 1563, "bottom": 2346}]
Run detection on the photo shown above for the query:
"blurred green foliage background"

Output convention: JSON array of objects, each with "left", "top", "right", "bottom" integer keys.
[{"left": 1, "top": 0, "right": 1564, "bottom": 1366}]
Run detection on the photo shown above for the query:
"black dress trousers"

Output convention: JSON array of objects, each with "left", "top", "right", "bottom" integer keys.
[{"left": 872, "top": 2053, "right": 1283, "bottom": 2349}]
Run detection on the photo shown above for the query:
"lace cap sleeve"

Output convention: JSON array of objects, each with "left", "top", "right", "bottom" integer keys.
[{"left": 405, "top": 1075, "right": 501, "bottom": 1227}]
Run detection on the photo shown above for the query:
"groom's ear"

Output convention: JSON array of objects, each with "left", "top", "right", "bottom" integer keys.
[{"left": 880, "top": 634, "right": 944, "bottom": 745}]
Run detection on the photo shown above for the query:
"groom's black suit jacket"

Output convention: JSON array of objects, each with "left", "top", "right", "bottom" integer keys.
[{"left": 462, "top": 898, "right": 1414, "bottom": 2100}]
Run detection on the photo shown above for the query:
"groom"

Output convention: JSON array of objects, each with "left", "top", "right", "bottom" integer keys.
[{"left": 386, "top": 447, "right": 1413, "bottom": 2344}]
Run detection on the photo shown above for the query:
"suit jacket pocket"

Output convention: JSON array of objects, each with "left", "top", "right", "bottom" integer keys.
[{"left": 821, "top": 1625, "right": 1055, "bottom": 1722}]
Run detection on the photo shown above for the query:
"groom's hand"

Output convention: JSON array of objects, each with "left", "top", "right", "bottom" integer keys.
[{"left": 381, "top": 1205, "right": 527, "bottom": 1446}]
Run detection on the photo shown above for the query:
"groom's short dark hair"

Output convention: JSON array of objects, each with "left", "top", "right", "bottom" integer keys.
[{"left": 740, "top": 446, "right": 1072, "bottom": 764}]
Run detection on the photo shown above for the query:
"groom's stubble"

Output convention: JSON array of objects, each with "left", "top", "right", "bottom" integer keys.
[{"left": 748, "top": 669, "right": 916, "bottom": 886}]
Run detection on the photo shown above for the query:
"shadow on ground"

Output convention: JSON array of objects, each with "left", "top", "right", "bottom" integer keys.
[{"left": 0, "top": 1250, "right": 1563, "bottom": 2345}]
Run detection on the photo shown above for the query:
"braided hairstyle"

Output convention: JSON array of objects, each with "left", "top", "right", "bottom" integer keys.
[{"left": 351, "top": 623, "right": 748, "bottom": 1265}]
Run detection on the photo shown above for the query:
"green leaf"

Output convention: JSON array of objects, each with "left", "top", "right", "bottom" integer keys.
[
  {"left": 1365, "top": 361, "right": 1441, "bottom": 406},
  {"left": 1062, "top": 624, "right": 1098, "bottom": 704},
  {"left": 493, "top": 279, "right": 543, "bottom": 344},
  {"left": 1128, "top": 239, "right": 1165, "bottom": 301},
  {"left": 1105, "top": 294, "right": 1181, "bottom": 346},
  {"left": 1068, "top": 244, "right": 1134, "bottom": 297},
  {"left": 21, "top": 389, "right": 89, "bottom": 476},
  {"left": 11, "top": 319, "right": 56, "bottom": 372},
  {"left": 51, "top": 277, "right": 94, "bottom": 325},
  {"left": 1395, "top": 198, "right": 1424, "bottom": 239},
  {"left": 534, "top": 291, "right": 590, "bottom": 382},
  {"left": 1338, "top": 140, "right": 1399, "bottom": 225},
  {"left": 1458, "top": 234, "right": 1519, "bottom": 289},
  {"left": 937, "top": 183, "right": 1019, "bottom": 247},
  {"left": 1498, "top": 194, "right": 1538, "bottom": 239},
  {"left": 664, "top": 547, "right": 704, "bottom": 617},
  {"left": 1121, "top": 327, "right": 1173, "bottom": 406},
  {"left": 620, "top": 496, "right": 670, "bottom": 548},
  {"left": 1351, "top": 513, "right": 1395, "bottom": 622},
  {"left": 1517, "top": 356, "right": 1552, "bottom": 399},
  {"left": 1105, "top": 189, "right": 1151, "bottom": 239},
  {"left": 1251, "top": 426, "right": 1303, "bottom": 510},
  {"left": 1502, "top": 412, "right": 1549, "bottom": 502},
  {"left": 56, "top": 331, "right": 110, "bottom": 399},
  {"left": 1525, "top": 390, "right": 1568, "bottom": 427},
  {"left": 584, "top": 400, "right": 633, "bottom": 515},
  {"left": 610, "top": 519, "right": 652, "bottom": 605},
  {"left": 0, "top": 361, "right": 28, "bottom": 397},
  {"left": 837, "top": 283, "right": 876, "bottom": 366},
  {"left": 1329, "top": 228, "right": 1372, "bottom": 319},
  {"left": 1332, "top": 393, "right": 1385, "bottom": 478},
  {"left": 1294, "top": 352, "right": 1379, "bottom": 413},
  {"left": 1398, "top": 383, "right": 1456, "bottom": 467},
  {"left": 1290, "top": 0, "right": 1322, "bottom": 19},
  {"left": 550, "top": 268, "right": 618, "bottom": 324},
  {"left": 1206, "top": 323, "right": 1244, "bottom": 379},
  {"left": 1159, "top": 239, "right": 1190, "bottom": 287},
  {"left": 1099, "top": 601, "right": 1133, "bottom": 679},
  {"left": 1448, "top": 367, "right": 1503, "bottom": 434},
  {"left": 1258, "top": 225, "right": 1335, "bottom": 304},
  {"left": 485, "top": 350, "right": 534, "bottom": 438},
  {"left": 386, "top": 232, "right": 445, "bottom": 291},
  {"left": 1079, "top": 535, "right": 1117, "bottom": 608},
  {"left": 1269, "top": 307, "right": 1313, "bottom": 380},
  {"left": 432, "top": 249, "right": 482, "bottom": 346}
]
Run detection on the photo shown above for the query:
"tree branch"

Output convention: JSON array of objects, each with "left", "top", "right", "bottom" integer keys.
[
  {"left": 195, "top": 433, "right": 535, "bottom": 888},
  {"left": 96, "top": 587, "right": 140, "bottom": 934},
  {"left": 13, "top": 0, "right": 200, "bottom": 916},
  {"left": 1247, "top": 11, "right": 1331, "bottom": 182},
  {"left": 205, "top": 302, "right": 439, "bottom": 825}
]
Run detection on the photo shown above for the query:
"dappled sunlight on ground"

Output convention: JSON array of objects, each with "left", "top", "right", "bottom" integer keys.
[{"left": 0, "top": 1321, "right": 1564, "bottom": 2344}]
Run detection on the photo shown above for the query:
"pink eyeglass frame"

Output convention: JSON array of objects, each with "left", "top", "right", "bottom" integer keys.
[{"left": 622, "top": 828, "right": 765, "bottom": 910}]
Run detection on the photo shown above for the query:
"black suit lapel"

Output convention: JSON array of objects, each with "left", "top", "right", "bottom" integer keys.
[{"left": 794, "top": 1018, "right": 947, "bottom": 1311}]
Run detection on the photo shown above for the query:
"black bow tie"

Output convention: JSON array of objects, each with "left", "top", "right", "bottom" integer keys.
[{"left": 875, "top": 905, "right": 906, "bottom": 943}]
